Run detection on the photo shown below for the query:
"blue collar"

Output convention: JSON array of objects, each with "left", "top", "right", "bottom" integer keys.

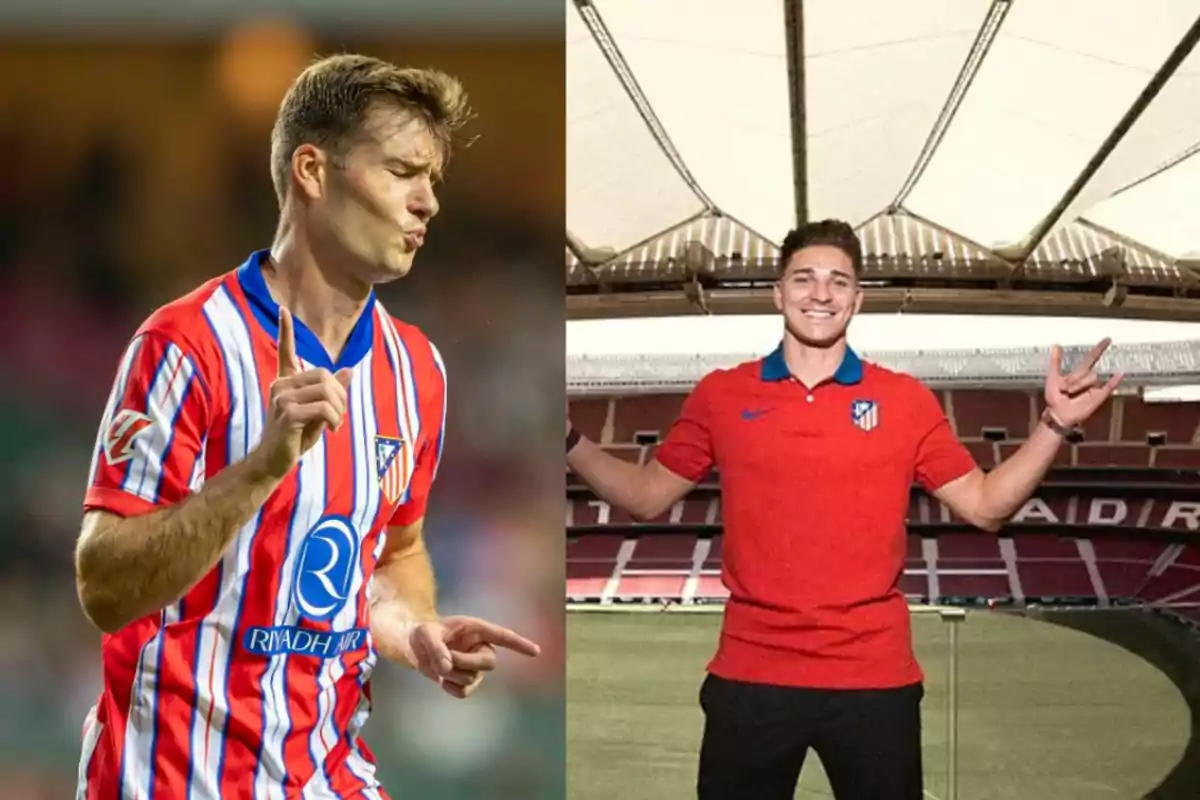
[
  {"left": 236, "top": 249, "right": 376, "bottom": 371},
  {"left": 760, "top": 342, "right": 863, "bottom": 385}
]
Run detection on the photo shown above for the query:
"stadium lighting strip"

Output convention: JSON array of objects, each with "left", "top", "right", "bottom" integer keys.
[{"left": 566, "top": 340, "right": 1200, "bottom": 394}]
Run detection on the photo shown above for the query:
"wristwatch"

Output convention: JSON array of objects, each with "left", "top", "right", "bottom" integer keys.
[{"left": 1040, "top": 408, "right": 1078, "bottom": 438}]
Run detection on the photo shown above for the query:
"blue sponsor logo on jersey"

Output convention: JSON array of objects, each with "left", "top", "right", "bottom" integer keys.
[
  {"left": 243, "top": 625, "right": 369, "bottom": 658},
  {"left": 292, "top": 515, "right": 360, "bottom": 622}
]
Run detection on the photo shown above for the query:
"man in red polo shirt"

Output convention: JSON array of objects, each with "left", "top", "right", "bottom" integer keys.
[{"left": 565, "top": 219, "right": 1121, "bottom": 800}]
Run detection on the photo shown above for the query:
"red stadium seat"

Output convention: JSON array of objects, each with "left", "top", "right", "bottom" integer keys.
[
  {"left": 898, "top": 572, "right": 928, "bottom": 598},
  {"left": 905, "top": 534, "right": 923, "bottom": 564},
  {"left": 1017, "top": 561, "right": 1095, "bottom": 596},
  {"left": 626, "top": 534, "right": 696, "bottom": 568},
  {"left": 1121, "top": 398, "right": 1198, "bottom": 444},
  {"left": 1011, "top": 534, "right": 1077, "bottom": 559},
  {"left": 611, "top": 394, "right": 685, "bottom": 443},
  {"left": 612, "top": 574, "right": 689, "bottom": 600},
  {"left": 1094, "top": 560, "right": 1155, "bottom": 598},
  {"left": 1173, "top": 546, "right": 1200, "bottom": 568},
  {"left": 951, "top": 389, "right": 1033, "bottom": 439},
  {"left": 962, "top": 439, "right": 998, "bottom": 469},
  {"left": 694, "top": 575, "right": 730, "bottom": 600},
  {"left": 1075, "top": 444, "right": 1152, "bottom": 467},
  {"left": 566, "top": 388, "right": 1200, "bottom": 610},
  {"left": 1154, "top": 447, "right": 1200, "bottom": 468},
  {"left": 1140, "top": 565, "right": 1200, "bottom": 603},
  {"left": 569, "top": 397, "right": 610, "bottom": 442},
  {"left": 611, "top": 534, "right": 697, "bottom": 601},
  {"left": 704, "top": 536, "right": 724, "bottom": 570},
  {"left": 1089, "top": 539, "right": 1169, "bottom": 561},
  {"left": 566, "top": 534, "right": 624, "bottom": 598},
  {"left": 932, "top": 533, "right": 1003, "bottom": 567},
  {"left": 998, "top": 442, "right": 1072, "bottom": 467},
  {"left": 937, "top": 572, "right": 1011, "bottom": 599}
]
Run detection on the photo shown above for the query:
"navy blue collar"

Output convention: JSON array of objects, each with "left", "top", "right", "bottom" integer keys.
[
  {"left": 760, "top": 342, "right": 863, "bottom": 385},
  {"left": 236, "top": 249, "right": 376, "bottom": 371}
]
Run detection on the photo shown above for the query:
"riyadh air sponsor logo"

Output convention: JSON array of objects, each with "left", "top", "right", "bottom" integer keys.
[
  {"left": 243, "top": 625, "right": 368, "bottom": 659},
  {"left": 293, "top": 515, "right": 359, "bottom": 622},
  {"left": 243, "top": 515, "right": 366, "bottom": 658}
]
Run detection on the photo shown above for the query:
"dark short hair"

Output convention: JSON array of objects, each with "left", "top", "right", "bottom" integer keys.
[
  {"left": 270, "top": 54, "right": 473, "bottom": 204},
  {"left": 778, "top": 219, "right": 863, "bottom": 276}
]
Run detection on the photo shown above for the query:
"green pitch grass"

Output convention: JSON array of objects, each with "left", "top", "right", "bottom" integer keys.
[{"left": 567, "top": 609, "right": 1190, "bottom": 799}]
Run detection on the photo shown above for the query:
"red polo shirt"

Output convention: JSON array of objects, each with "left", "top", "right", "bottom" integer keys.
[{"left": 654, "top": 344, "right": 977, "bottom": 689}]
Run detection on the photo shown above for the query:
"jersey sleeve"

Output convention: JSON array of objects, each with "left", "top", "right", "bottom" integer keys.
[
  {"left": 652, "top": 374, "right": 717, "bottom": 482},
  {"left": 911, "top": 379, "right": 978, "bottom": 493},
  {"left": 389, "top": 340, "right": 447, "bottom": 527},
  {"left": 84, "top": 331, "right": 211, "bottom": 518}
]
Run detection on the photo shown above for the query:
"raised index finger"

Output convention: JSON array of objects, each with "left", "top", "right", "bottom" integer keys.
[
  {"left": 277, "top": 307, "right": 299, "bottom": 378},
  {"left": 1079, "top": 337, "right": 1112, "bottom": 373},
  {"left": 473, "top": 620, "right": 541, "bottom": 657},
  {"left": 1047, "top": 344, "right": 1064, "bottom": 381}
]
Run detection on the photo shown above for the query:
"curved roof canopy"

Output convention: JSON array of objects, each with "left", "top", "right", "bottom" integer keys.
[{"left": 566, "top": 0, "right": 1200, "bottom": 320}]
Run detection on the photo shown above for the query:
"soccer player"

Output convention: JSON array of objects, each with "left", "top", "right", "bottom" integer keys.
[
  {"left": 73, "top": 55, "right": 540, "bottom": 800},
  {"left": 565, "top": 219, "right": 1120, "bottom": 800}
]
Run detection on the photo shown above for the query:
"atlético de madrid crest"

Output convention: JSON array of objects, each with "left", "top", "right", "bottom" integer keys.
[
  {"left": 374, "top": 435, "right": 407, "bottom": 504},
  {"left": 851, "top": 399, "right": 879, "bottom": 432}
]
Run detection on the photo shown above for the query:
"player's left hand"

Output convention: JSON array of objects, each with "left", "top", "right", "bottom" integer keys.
[
  {"left": 409, "top": 615, "right": 541, "bottom": 699},
  {"left": 1044, "top": 338, "right": 1124, "bottom": 428}
]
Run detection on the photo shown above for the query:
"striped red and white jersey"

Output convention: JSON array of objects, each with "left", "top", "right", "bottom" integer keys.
[{"left": 76, "top": 251, "right": 447, "bottom": 800}]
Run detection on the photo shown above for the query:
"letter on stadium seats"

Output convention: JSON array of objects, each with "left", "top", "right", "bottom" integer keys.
[
  {"left": 1086, "top": 499, "right": 1127, "bottom": 525},
  {"left": 1011, "top": 498, "right": 1059, "bottom": 524},
  {"left": 1162, "top": 502, "right": 1200, "bottom": 530}
]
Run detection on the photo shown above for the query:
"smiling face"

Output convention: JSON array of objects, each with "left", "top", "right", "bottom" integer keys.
[{"left": 773, "top": 244, "right": 864, "bottom": 347}]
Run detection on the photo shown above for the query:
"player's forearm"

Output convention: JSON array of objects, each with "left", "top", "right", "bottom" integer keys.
[
  {"left": 369, "top": 547, "right": 438, "bottom": 667},
  {"left": 567, "top": 437, "right": 659, "bottom": 518},
  {"left": 76, "top": 455, "right": 284, "bottom": 633},
  {"left": 977, "top": 419, "right": 1064, "bottom": 523}
]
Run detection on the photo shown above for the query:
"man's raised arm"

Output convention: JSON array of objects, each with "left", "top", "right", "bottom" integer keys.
[
  {"left": 566, "top": 378, "right": 717, "bottom": 521},
  {"left": 76, "top": 308, "right": 351, "bottom": 633},
  {"left": 931, "top": 340, "right": 1122, "bottom": 532},
  {"left": 566, "top": 435, "right": 696, "bottom": 521}
]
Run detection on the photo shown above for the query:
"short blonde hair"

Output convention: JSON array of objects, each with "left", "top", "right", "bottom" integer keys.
[{"left": 269, "top": 53, "right": 473, "bottom": 203}]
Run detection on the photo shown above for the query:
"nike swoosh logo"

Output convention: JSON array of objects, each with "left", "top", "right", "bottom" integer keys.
[{"left": 741, "top": 409, "right": 769, "bottom": 421}]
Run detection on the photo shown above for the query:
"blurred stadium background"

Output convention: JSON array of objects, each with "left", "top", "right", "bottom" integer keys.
[
  {"left": 0, "top": 2, "right": 564, "bottom": 799},
  {"left": 565, "top": 1, "right": 1200, "bottom": 798}
]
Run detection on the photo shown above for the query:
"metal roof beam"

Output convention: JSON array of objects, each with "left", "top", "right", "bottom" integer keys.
[
  {"left": 573, "top": 0, "right": 716, "bottom": 213},
  {"left": 890, "top": 0, "right": 1012, "bottom": 212},
  {"left": 783, "top": 0, "right": 808, "bottom": 225},
  {"left": 1007, "top": 12, "right": 1200, "bottom": 264}
]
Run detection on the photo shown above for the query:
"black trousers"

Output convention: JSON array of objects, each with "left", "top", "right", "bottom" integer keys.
[{"left": 697, "top": 673, "right": 925, "bottom": 800}]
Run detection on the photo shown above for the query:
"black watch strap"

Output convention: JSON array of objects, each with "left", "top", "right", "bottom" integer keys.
[
  {"left": 566, "top": 427, "right": 582, "bottom": 454},
  {"left": 1040, "top": 409, "right": 1075, "bottom": 438}
]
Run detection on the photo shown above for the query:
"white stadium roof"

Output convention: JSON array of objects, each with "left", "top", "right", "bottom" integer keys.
[{"left": 566, "top": 0, "right": 1200, "bottom": 320}]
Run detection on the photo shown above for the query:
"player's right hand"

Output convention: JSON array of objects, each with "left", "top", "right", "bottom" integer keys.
[
  {"left": 409, "top": 615, "right": 541, "bottom": 699},
  {"left": 253, "top": 307, "right": 353, "bottom": 480}
]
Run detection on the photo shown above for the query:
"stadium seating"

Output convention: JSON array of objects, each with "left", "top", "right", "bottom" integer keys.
[{"left": 567, "top": 389, "right": 1200, "bottom": 626}]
